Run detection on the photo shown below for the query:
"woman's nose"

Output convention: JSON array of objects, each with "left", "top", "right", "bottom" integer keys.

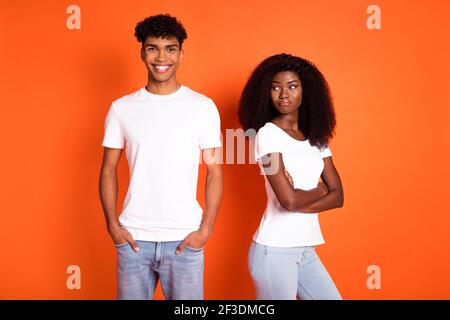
[{"left": 279, "top": 87, "right": 288, "bottom": 99}]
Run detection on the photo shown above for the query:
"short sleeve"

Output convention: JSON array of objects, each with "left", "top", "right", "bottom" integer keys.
[
  {"left": 198, "top": 99, "right": 222, "bottom": 149},
  {"left": 320, "top": 145, "right": 332, "bottom": 158},
  {"left": 254, "top": 126, "right": 282, "bottom": 160},
  {"left": 102, "top": 104, "right": 125, "bottom": 149}
]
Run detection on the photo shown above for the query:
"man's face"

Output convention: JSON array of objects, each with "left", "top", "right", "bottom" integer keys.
[{"left": 141, "top": 36, "right": 183, "bottom": 83}]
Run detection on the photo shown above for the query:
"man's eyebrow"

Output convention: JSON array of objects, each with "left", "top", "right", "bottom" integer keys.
[{"left": 144, "top": 43, "right": 179, "bottom": 48}]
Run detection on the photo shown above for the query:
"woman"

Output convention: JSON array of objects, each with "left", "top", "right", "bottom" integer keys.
[{"left": 238, "top": 53, "right": 344, "bottom": 300}]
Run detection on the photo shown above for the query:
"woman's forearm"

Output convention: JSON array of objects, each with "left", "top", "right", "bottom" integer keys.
[
  {"left": 297, "top": 189, "right": 344, "bottom": 213},
  {"left": 284, "top": 187, "right": 327, "bottom": 211}
]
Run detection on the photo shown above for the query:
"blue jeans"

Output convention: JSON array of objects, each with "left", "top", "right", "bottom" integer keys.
[
  {"left": 116, "top": 240, "right": 204, "bottom": 300},
  {"left": 248, "top": 241, "right": 342, "bottom": 300}
]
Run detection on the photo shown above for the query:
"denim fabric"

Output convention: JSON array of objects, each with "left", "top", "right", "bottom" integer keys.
[
  {"left": 116, "top": 240, "right": 204, "bottom": 300},
  {"left": 248, "top": 241, "right": 342, "bottom": 300}
]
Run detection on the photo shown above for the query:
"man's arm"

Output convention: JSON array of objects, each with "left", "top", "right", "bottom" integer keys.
[
  {"left": 262, "top": 152, "right": 328, "bottom": 212},
  {"left": 99, "top": 147, "right": 139, "bottom": 251},
  {"left": 176, "top": 147, "right": 223, "bottom": 254},
  {"left": 297, "top": 156, "right": 344, "bottom": 213}
]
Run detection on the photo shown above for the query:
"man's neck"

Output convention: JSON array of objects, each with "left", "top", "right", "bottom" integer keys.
[{"left": 145, "top": 79, "right": 181, "bottom": 95}]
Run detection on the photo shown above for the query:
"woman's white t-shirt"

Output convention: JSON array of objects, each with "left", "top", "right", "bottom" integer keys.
[
  {"left": 253, "top": 122, "right": 332, "bottom": 247},
  {"left": 102, "top": 85, "right": 222, "bottom": 241}
]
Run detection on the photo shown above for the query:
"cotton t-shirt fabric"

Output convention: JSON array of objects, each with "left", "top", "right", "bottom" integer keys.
[
  {"left": 102, "top": 85, "right": 222, "bottom": 241},
  {"left": 253, "top": 122, "right": 332, "bottom": 247}
]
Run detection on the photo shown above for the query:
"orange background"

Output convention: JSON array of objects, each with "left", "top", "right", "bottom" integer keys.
[{"left": 1, "top": 0, "right": 449, "bottom": 299}]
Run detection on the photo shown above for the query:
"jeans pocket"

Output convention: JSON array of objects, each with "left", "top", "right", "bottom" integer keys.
[
  {"left": 186, "top": 244, "right": 204, "bottom": 252},
  {"left": 114, "top": 242, "right": 128, "bottom": 248}
]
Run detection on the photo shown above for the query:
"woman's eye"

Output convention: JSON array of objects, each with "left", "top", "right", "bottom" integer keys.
[
  {"left": 272, "top": 86, "right": 280, "bottom": 91},
  {"left": 289, "top": 85, "right": 297, "bottom": 90}
]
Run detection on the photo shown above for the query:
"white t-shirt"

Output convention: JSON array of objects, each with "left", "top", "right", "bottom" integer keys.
[
  {"left": 253, "top": 122, "right": 332, "bottom": 247},
  {"left": 102, "top": 85, "right": 222, "bottom": 241}
]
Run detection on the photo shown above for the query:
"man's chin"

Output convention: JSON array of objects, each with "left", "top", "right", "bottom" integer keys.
[
  {"left": 152, "top": 75, "right": 171, "bottom": 83},
  {"left": 149, "top": 73, "right": 174, "bottom": 83}
]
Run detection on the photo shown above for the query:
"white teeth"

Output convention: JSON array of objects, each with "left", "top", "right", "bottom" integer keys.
[{"left": 155, "top": 65, "right": 170, "bottom": 71}]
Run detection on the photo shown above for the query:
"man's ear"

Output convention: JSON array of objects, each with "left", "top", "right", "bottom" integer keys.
[
  {"left": 140, "top": 47, "right": 145, "bottom": 61},
  {"left": 180, "top": 49, "right": 184, "bottom": 63}
]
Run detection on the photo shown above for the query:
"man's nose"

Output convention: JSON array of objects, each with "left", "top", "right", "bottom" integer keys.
[{"left": 155, "top": 49, "right": 166, "bottom": 61}]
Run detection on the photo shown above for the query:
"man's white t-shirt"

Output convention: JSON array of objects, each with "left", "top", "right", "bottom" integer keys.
[
  {"left": 253, "top": 122, "right": 332, "bottom": 247},
  {"left": 102, "top": 85, "right": 222, "bottom": 241}
]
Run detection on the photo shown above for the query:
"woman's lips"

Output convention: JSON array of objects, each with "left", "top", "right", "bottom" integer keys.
[{"left": 279, "top": 101, "right": 291, "bottom": 107}]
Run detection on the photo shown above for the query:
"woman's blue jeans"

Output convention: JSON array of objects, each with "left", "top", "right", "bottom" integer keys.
[{"left": 248, "top": 241, "right": 342, "bottom": 300}]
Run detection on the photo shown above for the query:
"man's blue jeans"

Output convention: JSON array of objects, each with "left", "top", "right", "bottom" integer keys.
[
  {"left": 116, "top": 240, "right": 204, "bottom": 300},
  {"left": 248, "top": 241, "right": 342, "bottom": 300}
]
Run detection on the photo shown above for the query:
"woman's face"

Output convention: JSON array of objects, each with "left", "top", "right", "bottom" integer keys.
[{"left": 270, "top": 71, "right": 302, "bottom": 115}]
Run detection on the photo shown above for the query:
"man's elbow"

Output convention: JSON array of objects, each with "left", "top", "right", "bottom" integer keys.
[
  {"left": 206, "top": 161, "right": 222, "bottom": 176},
  {"left": 101, "top": 158, "right": 120, "bottom": 173},
  {"left": 206, "top": 167, "right": 223, "bottom": 184},
  {"left": 100, "top": 165, "right": 118, "bottom": 183}
]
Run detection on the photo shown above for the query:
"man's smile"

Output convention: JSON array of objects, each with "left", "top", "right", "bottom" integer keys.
[{"left": 152, "top": 64, "right": 172, "bottom": 73}]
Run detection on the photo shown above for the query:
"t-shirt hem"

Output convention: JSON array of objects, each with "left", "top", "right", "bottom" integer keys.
[
  {"left": 253, "top": 236, "right": 325, "bottom": 247},
  {"left": 102, "top": 142, "right": 124, "bottom": 149},
  {"left": 124, "top": 226, "right": 198, "bottom": 242}
]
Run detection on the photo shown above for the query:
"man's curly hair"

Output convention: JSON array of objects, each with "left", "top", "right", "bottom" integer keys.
[
  {"left": 238, "top": 53, "right": 336, "bottom": 149},
  {"left": 134, "top": 14, "right": 187, "bottom": 48}
]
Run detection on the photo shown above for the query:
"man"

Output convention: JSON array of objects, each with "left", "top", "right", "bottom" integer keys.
[{"left": 99, "top": 14, "right": 223, "bottom": 300}]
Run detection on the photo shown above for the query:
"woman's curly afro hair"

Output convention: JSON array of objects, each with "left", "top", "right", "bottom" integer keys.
[
  {"left": 134, "top": 14, "right": 187, "bottom": 48},
  {"left": 238, "top": 53, "right": 336, "bottom": 149}
]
